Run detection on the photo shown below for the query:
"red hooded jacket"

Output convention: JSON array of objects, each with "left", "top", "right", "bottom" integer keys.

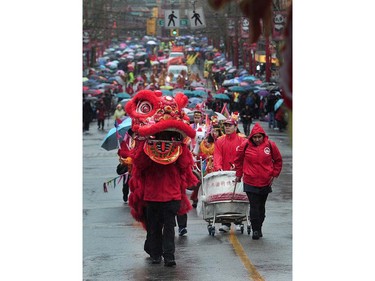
[
  {"left": 214, "top": 132, "right": 246, "bottom": 171},
  {"left": 234, "top": 123, "right": 282, "bottom": 187}
]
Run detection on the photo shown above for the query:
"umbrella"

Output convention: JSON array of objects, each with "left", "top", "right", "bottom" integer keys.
[
  {"left": 191, "top": 90, "right": 206, "bottom": 97},
  {"left": 188, "top": 97, "right": 203, "bottom": 108},
  {"left": 214, "top": 112, "right": 227, "bottom": 121},
  {"left": 161, "top": 90, "right": 173, "bottom": 96},
  {"left": 160, "top": 85, "right": 173, "bottom": 90},
  {"left": 146, "top": 40, "right": 158, "bottom": 45},
  {"left": 116, "top": 70, "right": 125, "bottom": 76},
  {"left": 222, "top": 77, "right": 241, "bottom": 86},
  {"left": 239, "top": 81, "right": 250, "bottom": 87},
  {"left": 190, "top": 81, "right": 205, "bottom": 87},
  {"left": 228, "top": 86, "right": 248, "bottom": 93},
  {"left": 117, "top": 92, "right": 131, "bottom": 99},
  {"left": 213, "top": 93, "right": 230, "bottom": 101},
  {"left": 84, "top": 96, "right": 98, "bottom": 101},
  {"left": 101, "top": 117, "right": 132, "bottom": 151},
  {"left": 201, "top": 109, "right": 226, "bottom": 121},
  {"left": 182, "top": 108, "right": 192, "bottom": 114},
  {"left": 120, "top": 98, "right": 131, "bottom": 107},
  {"left": 182, "top": 90, "right": 194, "bottom": 97},
  {"left": 257, "top": 90, "right": 270, "bottom": 97},
  {"left": 240, "top": 75, "right": 257, "bottom": 82},
  {"left": 184, "top": 90, "right": 204, "bottom": 98},
  {"left": 274, "top": 99, "right": 284, "bottom": 111},
  {"left": 83, "top": 89, "right": 103, "bottom": 96}
]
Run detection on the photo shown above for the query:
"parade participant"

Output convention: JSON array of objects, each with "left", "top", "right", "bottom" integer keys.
[
  {"left": 125, "top": 90, "right": 198, "bottom": 267},
  {"left": 234, "top": 123, "right": 283, "bottom": 239},
  {"left": 190, "top": 110, "right": 206, "bottom": 149},
  {"left": 213, "top": 113, "right": 247, "bottom": 232},
  {"left": 188, "top": 110, "right": 208, "bottom": 208},
  {"left": 209, "top": 116, "right": 223, "bottom": 142},
  {"left": 117, "top": 128, "right": 136, "bottom": 203},
  {"left": 113, "top": 104, "right": 125, "bottom": 125}
]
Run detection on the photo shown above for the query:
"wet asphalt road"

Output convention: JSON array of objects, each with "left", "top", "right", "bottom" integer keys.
[{"left": 83, "top": 119, "right": 292, "bottom": 281}]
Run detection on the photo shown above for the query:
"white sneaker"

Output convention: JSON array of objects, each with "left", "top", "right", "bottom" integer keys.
[
  {"left": 219, "top": 225, "right": 230, "bottom": 232},
  {"left": 235, "top": 225, "right": 242, "bottom": 231}
]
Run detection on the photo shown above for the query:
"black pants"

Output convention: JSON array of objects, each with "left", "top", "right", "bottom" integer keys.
[
  {"left": 122, "top": 176, "right": 130, "bottom": 202},
  {"left": 146, "top": 200, "right": 181, "bottom": 260},
  {"left": 97, "top": 119, "right": 104, "bottom": 129},
  {"left": 242, "top": 121, "right": 251, "bottom": 136},
  {"left": 176, "top": 214, "right": 187, "bottom": 229},
  {"left": 246, "top": 192, "right": 269, "bottom": 231}
]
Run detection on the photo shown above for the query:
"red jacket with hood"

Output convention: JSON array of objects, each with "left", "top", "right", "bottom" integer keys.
[
  {"left": 234, "top": 123, "right": 282, "bottom": 187},
  {"left": 214, "top": 132, "right": 246, "bottom": 171}
]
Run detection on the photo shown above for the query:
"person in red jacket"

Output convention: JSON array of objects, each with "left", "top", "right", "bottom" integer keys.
[
  {"left": 213, "top": 115, "right": 247, "bottom": 232},
  {"left": 234, "top": 122, "right": 283, "bottom": 239}
]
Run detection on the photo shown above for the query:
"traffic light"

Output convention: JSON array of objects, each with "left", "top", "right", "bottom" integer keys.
[{"left": 170, "top": 28, "right": 179, "bottom": 36}]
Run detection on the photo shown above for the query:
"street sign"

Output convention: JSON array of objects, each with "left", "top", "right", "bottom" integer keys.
[
  {"left": 180, "top": 19, "right": 188, "bottom": 26},
  {"left": 164, "top": 9, "right": 180, "bottom": 28},
  {"left": 187, "top": 7, "right": 206, "bottom": 29}
]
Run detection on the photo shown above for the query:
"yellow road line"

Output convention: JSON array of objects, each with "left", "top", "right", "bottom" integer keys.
[{"left": 229, "top": 229, "right": 265, "bottom": 281}]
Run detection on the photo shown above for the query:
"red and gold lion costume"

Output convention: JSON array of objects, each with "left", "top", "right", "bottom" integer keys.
[{"left": 124, "top": 90, "right": 199, "bottom": 229}]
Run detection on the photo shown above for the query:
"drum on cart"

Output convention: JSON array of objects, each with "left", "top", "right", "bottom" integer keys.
[{"left": 197, "top": 171, "right": 251, "bottom": 236}]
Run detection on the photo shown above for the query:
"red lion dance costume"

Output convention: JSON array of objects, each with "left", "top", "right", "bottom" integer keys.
[{"left": 124, "top": 90, "right": 199, "bottom": 229}]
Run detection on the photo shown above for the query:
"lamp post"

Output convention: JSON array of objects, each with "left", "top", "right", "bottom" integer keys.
[{"left": 265, "top": 35, "right": 271, "bottom": 82}]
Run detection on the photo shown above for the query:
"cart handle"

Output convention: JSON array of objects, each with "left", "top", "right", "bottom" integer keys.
[{"left": 231, "top": 179, "right": 238, "bottom": 202}]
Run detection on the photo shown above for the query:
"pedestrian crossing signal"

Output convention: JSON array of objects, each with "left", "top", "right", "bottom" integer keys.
[{"left": 171, "top": 29, "right": 178, "bottom": 36}]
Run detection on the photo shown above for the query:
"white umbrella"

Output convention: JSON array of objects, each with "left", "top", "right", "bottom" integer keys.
[
  {"left": 214, "top": 112, "right": 227, "bottom": 121},
  {"left": 146, "top": 40, "right": 158, "bottom": 45}
]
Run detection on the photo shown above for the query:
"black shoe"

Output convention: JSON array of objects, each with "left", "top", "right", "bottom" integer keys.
[
  {"left": 259, "top": 230, "right": 263, "bottom": 237},
  {"left": 164, "top": 260, "right": 176, "bottom": 267},
  {"left": 178, "top": 227, "right": 187, "bottom": 236},
  {"left": 151, "top": 256, "right": 162, "bottom": 264},
  {"left": 252, "top": 230, "right": 260, "bottom": 240}
]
